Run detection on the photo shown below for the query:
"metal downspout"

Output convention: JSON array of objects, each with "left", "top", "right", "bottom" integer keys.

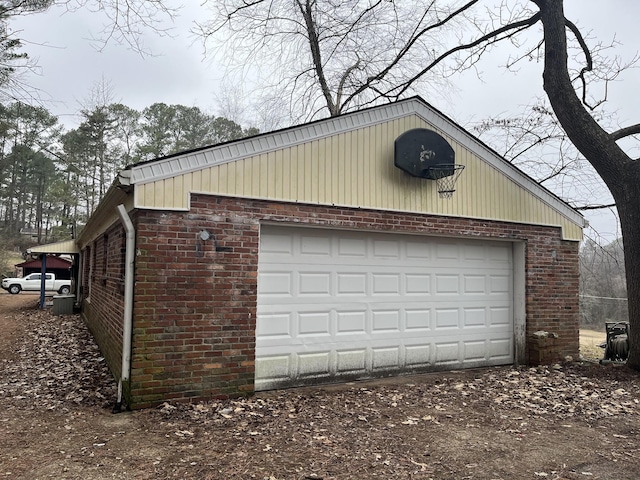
[{"left": 115, "top": 204, "right": 135, "bottom": 412}]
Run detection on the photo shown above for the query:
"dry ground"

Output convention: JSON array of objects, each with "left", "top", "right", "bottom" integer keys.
[
  {"left": 0, "top": 292, "right": 639, "bottom": 480},
  {"left": 579, "top": 329, "right": 606, "bottom": 360}
]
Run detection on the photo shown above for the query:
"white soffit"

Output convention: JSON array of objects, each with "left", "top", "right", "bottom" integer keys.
[{"left": 27, "top": 239, "right": 79, "bottom": 254}]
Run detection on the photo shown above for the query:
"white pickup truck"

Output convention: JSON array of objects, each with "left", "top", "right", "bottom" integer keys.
[{"left": 1, "top": 273, "right": 71, "bottom": 295}]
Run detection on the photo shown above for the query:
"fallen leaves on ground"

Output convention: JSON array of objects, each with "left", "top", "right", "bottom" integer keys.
[
  {"left": 1, "top": 300, "right": 639, "bottom": 479},
  {"left": 0, "top": 308, "right": 116, "bottom": 410}
]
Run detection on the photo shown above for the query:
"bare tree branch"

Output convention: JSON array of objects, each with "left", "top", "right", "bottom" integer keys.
[
  {"left": 61, "top": 0, "right": 178, "bottom": 55},
  {"left": 296, "top": 0, "right": 336, "bottom": 115},
  {"left": 472, "top": 98, "right": 615, "bottom": 212},
  {"left": 564, "top": 18, "right": 600, "bottom": 110},
  {"left": 198, "top": 1, "right": 480, "bottom": 119},
  {"left": 576, "top": 203, "right": 617, "bottom": 211},
  {"left": 388, "top": 12, "right": 541, "bottom": 100},
  {"left": 611, "top": 124, "right": 640, "bottom": 142},
  {"left": 339, "top": 0, "right": 481, "bottom": 111}
]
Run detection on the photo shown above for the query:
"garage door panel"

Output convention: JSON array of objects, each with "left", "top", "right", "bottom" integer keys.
[
  {"left": 256, "top": 226, "right": 514, "bottom": 391},
  {"left": 256, "top": 312, "right": 293, "bottom": 338},
  {"left": 336, "top": 311, "right": 367, "bottom": 333},
  {"left": 406, "top": 242, "right": 431, "bottom": 259},
  {"left": 257, "top": 307, "right": 511, "bottom": 343},
  {"left": 405, "top": 274, "right": 430, "bottom": 295},
  {"left": 463, "top": 340, "right": 488, "bottom": 361},
  {"left": 463, "top": 307, "right": 487, "bottom": 327},
  {"left": 300, "top": 234, "right": 331, "bottom": 255},
  {"left": 463, "top": 244, "right": 486, "bottom": 261},
  {"left": 298, "top": 352, "right": 331, "bottom": 376},
  {"left": 490, "top": 307, "right": 512, "bottom": 325},
  {"left": 490, "top": 275, "right": 511, "bottom": 293},
  {"left": 256, "top": 337, "right": 514, "bottom": 390},
  {"left": 405, "top": 309, "right": 431, "bottom": 330},
  {"left": 463, "top": 275, "right": 487, "bottom": 294},
  {"left": 405, "top": 344, "right": 431, "bottom": 366},
  {"left": 336, "top": 349, "right": 367, "bottom": 373},
  {"left": 298, "top": 312, "right": 331, "bottom": 336},
  {"left": 261, "top": 232, "right": 294, "bottom": 254},
  {"left": 435, "top": 242, "right": 459, "bottom": 259},
  {"left": 489, "top": 245, "right": 511, "bottom": 263},
  {"left": 371, "top": 310, "right": 401, "bottom": 331},
  {"left": 372, "top": 347, "right": 401, "bottom": 369},
  {"left": 372, "top": 273, "right": 401, "bottom": 294},
  {"left": 435, "top": 275, "right": 460, "bottom": 294},
  {"left": 434, "top": 308, "right": 460, "bottom": 329},
  {"left": 259, "top": 272, "right": 293, "bottom": 295},
  {"left": 298, "top": 272, "right": 331, "bottom": 295},
  {"left": 373, "top": 239, "right": 401, "bottom": 258},
  {"left": 337, "top": 273, "right": 367, "bottom": 295},
  {"left": 489, "top": 338, "right": 513, "bottom": 359},
  {"left": 435, "top": 342, "right": 460, "bottom": 363},
  {"left": 338, "top": 237, "right": 367, "bottom": 257},
  {"left": 255, "top": 321, "right": 514, "bottom": 346},
  {"left": 256, "top": 355, "right": 291, "bottom": 381}
]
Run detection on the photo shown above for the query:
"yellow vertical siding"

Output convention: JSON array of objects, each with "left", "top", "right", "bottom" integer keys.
[
  {"left": 317, "top": 141, "right": 326, "bottom": 204},
  {"left": 252, "top": 155, "right": 260, "bottom": 197},
  {"left": 134, "top": 114, "right": 582, "bottom": 240},
  {"left": 264, "top": 152, "right": 274, "bottom": 199}
]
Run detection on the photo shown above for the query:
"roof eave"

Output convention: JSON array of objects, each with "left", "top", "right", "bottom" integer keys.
[{"left": 77, "top": 176, "right": 132, "bottom": 247}]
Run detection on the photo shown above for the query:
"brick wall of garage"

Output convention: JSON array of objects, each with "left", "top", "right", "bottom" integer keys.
[
  {"left": 80, "top": 221, "right": 128, "bottom": 395},
  {"left": 96, "top": 194, "right": 579, "bottom": 409}
]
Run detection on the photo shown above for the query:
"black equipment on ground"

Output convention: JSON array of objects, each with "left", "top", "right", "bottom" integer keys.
[{"left": 600, "top": 322, "right": 630, "bottom": 362}]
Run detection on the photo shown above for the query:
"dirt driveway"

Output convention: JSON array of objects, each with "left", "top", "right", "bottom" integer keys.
[{"left": 0, "top": 292, "right": 639, "bottom": 480}]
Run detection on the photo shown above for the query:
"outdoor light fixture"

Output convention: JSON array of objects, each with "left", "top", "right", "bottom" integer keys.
[{"left": 196, "top": 230, "right": 211, "bottom": 257}]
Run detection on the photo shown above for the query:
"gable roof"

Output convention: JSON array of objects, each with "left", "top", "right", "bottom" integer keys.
[
  {"left": 16, "top": 255, "right": 73, "bottom": 269},
  {"left": 81, "top": 97, "right": 584, "bottom": 244}
]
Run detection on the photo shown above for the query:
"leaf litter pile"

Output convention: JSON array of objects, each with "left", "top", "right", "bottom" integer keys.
[
  {"left": 1, "top": 308, "right": 116, "bottom": 409},
  {"left": 1, "top": 296, "right": 639, "bottom": 480}
]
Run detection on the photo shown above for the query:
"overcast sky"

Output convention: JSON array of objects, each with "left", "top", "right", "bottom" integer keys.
[{"left": 9, "top": 1, "right": 640, "bottom": 241}]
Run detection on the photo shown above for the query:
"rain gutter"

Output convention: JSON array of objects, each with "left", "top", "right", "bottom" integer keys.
[{"left": 114, "top": 204, "right": 135, "bottom": 412}]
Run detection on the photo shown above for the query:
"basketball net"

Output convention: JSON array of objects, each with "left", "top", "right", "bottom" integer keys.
[{"left": 428, "top": 164, "right": 465, "bottom": 199}]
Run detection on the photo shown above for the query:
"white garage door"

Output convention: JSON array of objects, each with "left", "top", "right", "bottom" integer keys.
[{"left": 256, "top": 225, "right": 514, "bottom": 391}]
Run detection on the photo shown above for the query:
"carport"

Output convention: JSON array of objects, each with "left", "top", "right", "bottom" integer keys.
[{"left": 26, "top": 240, "right": 80, "bottom": 309}]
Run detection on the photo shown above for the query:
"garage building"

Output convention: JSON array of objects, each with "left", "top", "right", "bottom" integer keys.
[{"left": 76, "top": 97, "right": 583, "bottom": 409}]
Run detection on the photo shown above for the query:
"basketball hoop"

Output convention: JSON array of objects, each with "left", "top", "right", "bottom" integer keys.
[{"left": 427, "top": 164, "right": 465, "bottom": 199}]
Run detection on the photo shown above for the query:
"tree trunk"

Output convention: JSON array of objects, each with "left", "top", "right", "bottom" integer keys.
[
  {"left": 615, "top": 182, "right": 640, "bottom": 367},
  {"left": 534, "top": 0, "right": 640, "bottom": 368},
  {"left": 297, "top": 0, "right": 339, "bottom": 116}
]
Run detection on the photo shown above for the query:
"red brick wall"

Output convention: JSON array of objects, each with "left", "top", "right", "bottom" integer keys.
[
  {"left": 80, "top": 223, "right": 127, "bottom": 390},
  {"left": 130, "top": 206, "right": 258, "bottom": 408},
  {"left": 525, "top": 235, "right": 580, "bottom": 362},
  {"left": 83, "top": 194, "right": 580, "bottom": 408}
]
